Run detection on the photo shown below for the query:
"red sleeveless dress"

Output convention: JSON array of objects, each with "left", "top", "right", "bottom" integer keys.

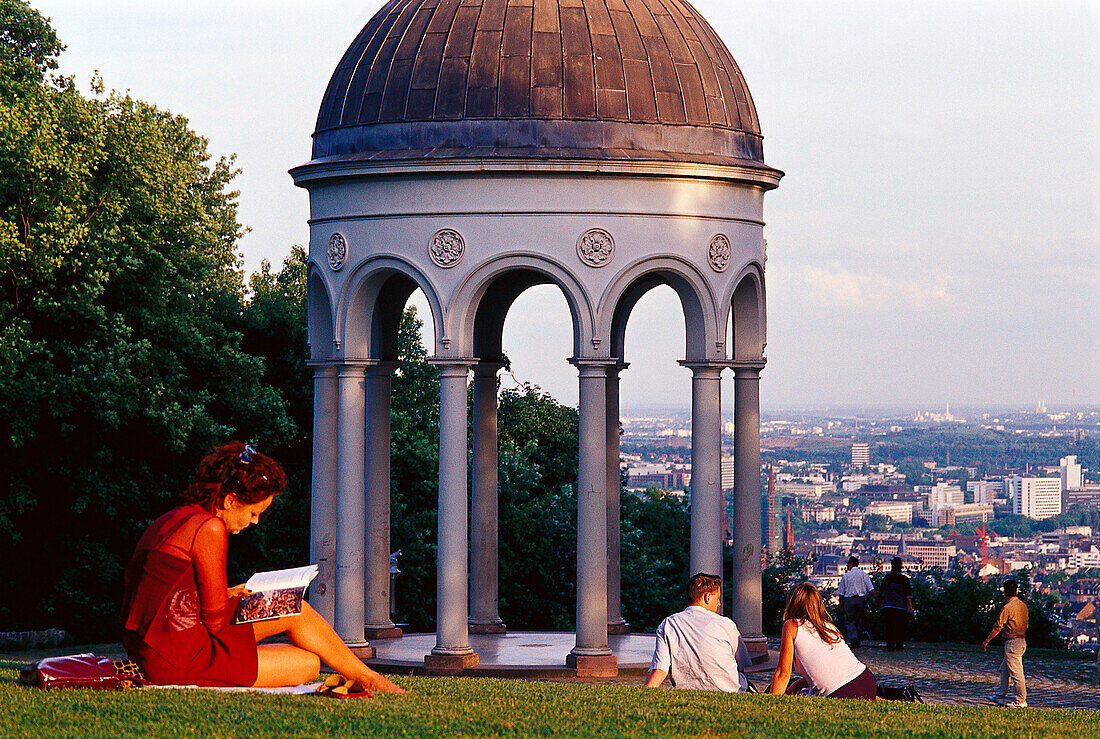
[{"left": 120, "top": 505, "right": 259, "bottom": 686}]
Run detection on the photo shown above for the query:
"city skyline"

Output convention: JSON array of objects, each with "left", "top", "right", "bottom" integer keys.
[{"left": 34, "top": 0, "right": 1099, "bottom": 408}]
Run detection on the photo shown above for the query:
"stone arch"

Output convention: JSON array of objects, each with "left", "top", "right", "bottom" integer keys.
[
  {"left": 450, "top": 253, "right": 595, "bottom": 360},
  {"left": 598, "top": 257, "right": 722, "bottom": 363},
  {"left": 722, "top": 264, "right": 766, "bottom": 362},
  {"left": 307, "top": 265, "right": 335, "bottom": 361},
  {"left": 337, "top": 256, "right": 444, "bottom": 361}
]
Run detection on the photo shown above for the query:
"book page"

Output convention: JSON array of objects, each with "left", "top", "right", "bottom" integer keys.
[{"left": 244, "top": 564, "right": 319, "bottom": 593}]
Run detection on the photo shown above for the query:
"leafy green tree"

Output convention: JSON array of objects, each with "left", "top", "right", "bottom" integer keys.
[{"left": 0, "top": 4, "right": 293, "bottom": 638}]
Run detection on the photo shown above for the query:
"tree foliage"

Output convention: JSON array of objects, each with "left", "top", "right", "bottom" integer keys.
[{"left": 0, "top": 5, "right": 294, "bottom": 638}]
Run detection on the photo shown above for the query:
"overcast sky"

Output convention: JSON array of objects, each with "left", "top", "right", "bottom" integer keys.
[{"left": 33, "top": 0, "right": 1098, "bottom": 413}]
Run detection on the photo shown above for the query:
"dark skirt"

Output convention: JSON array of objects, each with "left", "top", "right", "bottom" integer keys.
[{"left": 829, "top": 666, "right": 877, "bottom": 700}]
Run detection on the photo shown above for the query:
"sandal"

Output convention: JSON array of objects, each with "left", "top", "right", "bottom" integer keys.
[
  {"left": 318, "top": 675, "right": 374, "bottom": 699},
  {"left": 315, "top": 674, "right": 344, "bottom": 696}
]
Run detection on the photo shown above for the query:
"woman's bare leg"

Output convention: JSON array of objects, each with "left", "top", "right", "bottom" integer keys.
[
  {"left": 253, "top": 602, "right": 406, "bottom": 693},
  {"left": 253, "top": 643, "right": 321, "bottom": 687}
]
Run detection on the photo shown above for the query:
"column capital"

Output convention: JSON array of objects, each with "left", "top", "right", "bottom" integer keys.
[
  {"left": 569, "top": 357, "right": 620, "bottom": 376},
  {"left": 473, "top": 358, "right": 507, "bottom": 376},
  {"left": 678, "top": 360, "right": 727, "bottom": 378},
  {"left": 364, "top": 360, "right": 400, "bottom": 377},
  {"left": 428, "top": 357, "right": 475, "bottom": 377},
  {"left": 306, "top": 361, "right": 341, "bottom": 377},
  {"left": 726, "top": 359, "right": 767, "bottom": 374}
]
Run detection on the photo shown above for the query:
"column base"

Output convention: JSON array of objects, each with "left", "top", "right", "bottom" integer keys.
[
  {"left": 468, "top": 621, "right": 507, "bottom": 634},
  {"left": 364, "top": 626, "right": 403, "bottom": 640},
  {"left": 348, "top": 644, "right": 376, "bottom": 659},
  {"left": 423, "top": 652, "right": 480, "bottom": 675},
  {"left": 606, "top": 621, "right": 631, "bottom": 635},
  {"left": 743, "top": 634, "right": 769, "bottom": 664},
  {"left": 566, "top": 652, "right": 618, "bottom": 678}
]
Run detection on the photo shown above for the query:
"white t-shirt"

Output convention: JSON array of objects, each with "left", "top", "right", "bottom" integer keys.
[
  {"left": 837, "top": 567, "right": 874, "bottom": 597},
  {"left": 791, "top": 620, "right": 866, "bottom": 695},
  {"left": 650, "top": 606, "right": 751, "bottom": 692}
]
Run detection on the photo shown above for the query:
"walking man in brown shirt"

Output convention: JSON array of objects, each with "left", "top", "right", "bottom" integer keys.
[{"left": 982, "top": 579, "right": 1029, "bottom": 707}]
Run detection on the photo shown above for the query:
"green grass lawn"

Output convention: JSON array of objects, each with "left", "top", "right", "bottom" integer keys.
[{"left": 2, "top": 662, "right": 1096, "bottom": 738}]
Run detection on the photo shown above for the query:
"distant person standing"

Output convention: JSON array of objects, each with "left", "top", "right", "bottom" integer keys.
[
  {"left": 837, "top": 556, "right": 875, "bottom": 648},
  {"left": 877, "top": 557, "right": 914, "bottom": 651},
  {"left": 982, "top": 579, "right": 1029, "bottom": 708}
]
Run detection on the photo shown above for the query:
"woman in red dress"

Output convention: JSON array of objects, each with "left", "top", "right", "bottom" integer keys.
[{"left": 120, "top": 441, "right": 404, "bottom": 692}]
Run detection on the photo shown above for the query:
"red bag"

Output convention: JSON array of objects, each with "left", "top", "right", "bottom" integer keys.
[{"left": 19, "top": 653, "right": 122, "bottom": 690}]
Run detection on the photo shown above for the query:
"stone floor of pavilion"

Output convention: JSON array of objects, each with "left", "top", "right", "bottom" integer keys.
[{"left": 366, "top": 633, "right": 1100, "bottom": 709}]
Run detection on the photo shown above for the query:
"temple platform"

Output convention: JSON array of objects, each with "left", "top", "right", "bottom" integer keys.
[{"left": 364, "top": 631, "right": 777, "bottom": 679}]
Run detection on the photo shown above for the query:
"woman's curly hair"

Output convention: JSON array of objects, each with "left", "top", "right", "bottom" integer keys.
[{"left": 182, "top": 441, "right": 286, "bottom": 510}]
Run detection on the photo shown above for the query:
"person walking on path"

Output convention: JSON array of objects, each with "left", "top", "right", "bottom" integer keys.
[
  {"left": 644, "top": 573, "right": 752, "bottom": 692},
  {"left": 837, "top": 556, "right": 875, "bottom": 648},
  {"left": 982, "top": 579, "right": 1029, "bottom": 708},
  {"left": 877, "top": 557, "right": 914, "bottom": 651}
]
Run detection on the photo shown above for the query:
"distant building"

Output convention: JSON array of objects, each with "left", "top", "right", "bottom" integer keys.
[
  {"left": 866, "top": 501, "right": 913, "bottom": 524},
  {"left": 1068, "top": 547, "right": 1100, "bottom": 570},
  {"left": 1061, "top": 455, "right": 1083, "bottom": 491},
  {"left": 928, "top": 483, "right": 964, "bottom": 510},
  {"left": 762, "top": 467, "right": 782, "bottom": 556},
  {"left": 967, "top": 480, "right": 998, "bottom": 505},
  {"left": 802, "top": 504, "right": 836, "bottom": 524},
  {"left": 932, "top": 503, "right": 994, "bottom": 527},
  {"left": 1007, "top": 476, "right": 1062, "bottom": 520},
  {"left": 1064, "top": 484, "right": 1100, "bottom": 511},
  {"left": 721, "top": 455, "right": 734, "bottom": 491},
  {"left": 777, "top": 481, "right": 831, "bottom": 498},
  {"left": 851, "top": 442, "right": 870, "bottom": 468},
  {"left": 877, "top": 538, "right": 956, "bottom": 570}
]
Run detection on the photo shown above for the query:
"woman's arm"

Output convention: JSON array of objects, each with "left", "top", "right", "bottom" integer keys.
[
  {"left": 768, "top": 619, "right": 798, "bottom": 695},
  {"left": 192, "top": 517, "right": 234, "bottom": 632}
]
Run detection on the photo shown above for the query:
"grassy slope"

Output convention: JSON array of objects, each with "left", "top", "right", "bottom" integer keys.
[{"left": 1, "top": 666, "right": 1096, "bottom": 738}]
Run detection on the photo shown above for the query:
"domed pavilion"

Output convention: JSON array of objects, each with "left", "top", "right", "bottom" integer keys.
[{"left": 292, "top": 0, "right": 783, "bottom": 676}]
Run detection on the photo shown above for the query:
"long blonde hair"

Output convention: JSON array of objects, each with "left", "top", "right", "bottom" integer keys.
[{"left": 782, "top": 582, "right": 842, "bottom": 645}]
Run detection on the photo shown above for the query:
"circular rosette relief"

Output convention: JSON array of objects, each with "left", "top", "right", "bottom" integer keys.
[
  {"left": 327, "top": 233, "right": 348, "bottom": 271},
  {"left": 429, "top": 228, "right": 466, "bottom": 268},
  {"left": 577, "top": 228, "right": 615, "bottom": 268},
  {"left": 708, "top": 234, "right": 732, "bottom": 273}
]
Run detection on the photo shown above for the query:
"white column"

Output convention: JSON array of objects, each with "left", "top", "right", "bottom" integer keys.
[
  {"left": 308, "top": 363, "right": 339, "bottom": 624},
  {"left": 606, "top": 362, "right": 629, "bottom": 634},
  {"left": 335, "top": 363, "right": 368, "bottom": 646},
  {"left": 732, "top": 363, "right": 765, "bottom": 653},
  {"left": 568, "top": 360, "right": 615, "bottom": 673},
  {"left": 429, "top": 360, "right": 478, "bottom": 666},
  {"left": 470, "top": 360, "right": 506, "bottom": 633},
  {"left": 364, "top": 361, "right": 399, "bottom": 637},
  {"left": 682, "top": 362, "right": 725, "bottom": 581}
]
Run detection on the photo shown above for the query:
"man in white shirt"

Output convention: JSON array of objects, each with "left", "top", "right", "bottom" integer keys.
[
  {"left": 837, "top": 556, "right": 876, "bottom": 648},
  {"left": 644, "top": 573, "right": 751, "bottom": 692}
]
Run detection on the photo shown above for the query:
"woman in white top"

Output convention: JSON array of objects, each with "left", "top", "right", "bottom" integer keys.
[{"left": 768, "top": 582, "right": 878, "bottom": 699}]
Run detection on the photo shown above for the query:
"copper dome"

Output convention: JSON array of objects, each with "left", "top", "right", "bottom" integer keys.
[{"left": 313, "top": 0, "right": 769, "bottom": 167}]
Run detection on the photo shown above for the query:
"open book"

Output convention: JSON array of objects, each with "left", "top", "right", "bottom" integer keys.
[{"left": 232, "top": 564, "right": 319, "bottom": 624}]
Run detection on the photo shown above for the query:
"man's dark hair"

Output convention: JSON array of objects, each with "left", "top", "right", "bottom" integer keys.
[
  {"left": 890, "top": 556, "right": 902, "bottom": 572},
  {"left": 847, "top": 556, "right": 860, "bottom": 568},
  {"left": 687, "top": 573, "right": 722, "bottom": 603},
  {"left": 1004, "top": 580, "right": 1018, "bottom": 598}
]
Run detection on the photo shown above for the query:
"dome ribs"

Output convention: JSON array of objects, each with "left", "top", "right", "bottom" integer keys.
[
  {"left": 627, "top": 0, "right": 685, "bottom": 123},
  {"left": 560, "top": 1, "right": 597, "bottom": 119},
  {"left": 435, "top": 1, "right": 481, "bottom": 118},
  {"left": 531, "top": 0, "right": 565, "bottom": 117},
  {"left": 311, "top": 0, "right": 767, "bottom": 164},
  {"left": 607, "top": 0, "right": 658, "bottom": 123},
  {"left": 406, "top": 0, "right": 460, "bottom": 120},
  {"left": 467, "top": 0, "right": 507, "bottom": 117},
  {"left": 360, "top": 2, "right": 421, "bottom": 124},
  {"left": 499, "top": 0, "right": 534, "bottom": 118}
]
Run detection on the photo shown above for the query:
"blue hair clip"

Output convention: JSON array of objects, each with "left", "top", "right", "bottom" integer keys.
[{"left": 239, "top": 444, "right": 257, "bottom": 464}]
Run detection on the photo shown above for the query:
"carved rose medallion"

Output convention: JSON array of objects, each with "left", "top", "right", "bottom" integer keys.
[
  {"left": 577, "top": 228, "right": 615, "bottom": 268},
  {"left": 708, "top": 234, "right": 731, "bottom": 273},
  {"left": 429, "top": 228, "right": 465, "bottom": 268},
  {"left": 327, "top": 233, "right": 348, "bottom": 271}
]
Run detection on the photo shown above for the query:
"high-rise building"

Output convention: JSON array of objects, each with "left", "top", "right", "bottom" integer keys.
[
  {"left": 762, "top": 467, "right": 781, "bottom": 557},
  {"left": 967, "top": 480, "right": 997, "bottom": 505},
  {"left": 851, "top": 442, "right": 870, "bottom": 468},
  {"left": 721, "top": 455, "right": 735, "bottom": 491},
  {"left": 1007, "top": 476, "right": 1062, "bottom": 520},
  {"left": 928, "top": 483, "right": 964, "bottom": 510},
  {"left": 1061, "top": 455, "right": 1083, "bottom": 491}
]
